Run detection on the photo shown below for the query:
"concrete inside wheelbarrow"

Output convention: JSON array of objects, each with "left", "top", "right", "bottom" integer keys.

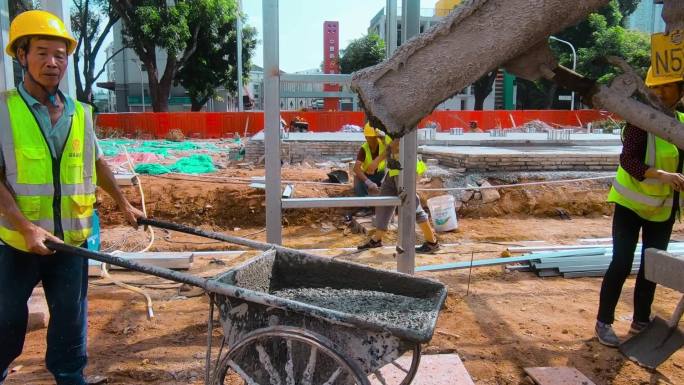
[
  {"left": 211, "top": 248, "right": 447, "bottom": 377},
  {"left": 214, "top": 248, "right": 447, "bottom": 342}
]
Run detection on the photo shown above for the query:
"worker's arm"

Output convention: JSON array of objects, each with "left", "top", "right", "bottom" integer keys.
[
  {"left": 96, "top": 157, "right": 146, "bottom": 227},
  {"left": 353, "top": 160, "right": 380, "bottom": 193},
  {"left": 645, "top": 167, "right": 684, "bottom": 191},
  {"left": 0, "top": 169, "right": 61, "bottom": 255}
]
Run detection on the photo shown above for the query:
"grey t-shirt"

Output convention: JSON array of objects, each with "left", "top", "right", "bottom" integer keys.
[{"left": 0, "top": 83, "right": 102, "bottom": 168}]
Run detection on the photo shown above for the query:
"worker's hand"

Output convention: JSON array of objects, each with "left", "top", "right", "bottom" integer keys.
[
  {"left": 658, "top": 171, "right": 684, "bottom": 191},
  {"left": 121, "top": 202, "right": 146, "bottom": 229},
  {"left": 365, "top": 179, "right": 380, "bottom": 194},
  {"left": 366, "top": 161, "right": 379, "bottom": 174},
  {"left": 19, "top": 223, "right": 62, "bottom": 256}
]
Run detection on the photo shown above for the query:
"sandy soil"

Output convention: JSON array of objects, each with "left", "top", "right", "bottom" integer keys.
[{"left": 5, "top": 168, "right": 684, "bottom": 385}]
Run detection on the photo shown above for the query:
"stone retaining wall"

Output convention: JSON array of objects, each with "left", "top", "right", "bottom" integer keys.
[
  {"left": 422, "top": 152, "right": 619, "bottom": 171},
  {"left": 246, "top": 140, "right": 361, "bottom": 164},
  {"left": 246, "top": 139, "right": 620, "bottom": 171}
]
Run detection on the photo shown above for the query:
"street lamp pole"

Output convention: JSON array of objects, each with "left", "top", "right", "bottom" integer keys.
[
  {"left": 131, "top": 59, "right": 145, "bottom": 112},
  {"left": 550, "top": 36, "right": 577, "bottom": 110}
]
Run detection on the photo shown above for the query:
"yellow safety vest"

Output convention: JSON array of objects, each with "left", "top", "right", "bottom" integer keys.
[
  {"left": 361, "top": 135, "right": 392, "bottom": 173},
  {"left": 607, "top": 112, "right": 683, "bottom": 222},
  {"left": 0, "top": 90, "right": 97, "bottom": 251},
  {"left": 388, "top": 154, "right": 427, "bottom": 177}
]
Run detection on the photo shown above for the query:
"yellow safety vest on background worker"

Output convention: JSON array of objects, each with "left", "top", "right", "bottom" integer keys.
[
  {"left": 0, "top": 90, "right": 97, "bottom": 251},
  {"left": 361, "top": 135, "right": 392, "bottom": 173},
  {"left": 388, "top": 156, "right": 427, "bottom": 177},
  {"left": 607, "top": 112, "right": 684, "bottom": 222}
]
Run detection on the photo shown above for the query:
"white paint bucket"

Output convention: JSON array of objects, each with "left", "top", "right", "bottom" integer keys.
[{"left": 427, "top": 195, "right": 458, "bottom": 232}]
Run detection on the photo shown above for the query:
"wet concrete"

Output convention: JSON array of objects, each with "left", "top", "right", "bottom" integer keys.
[{"left": 271, "top": 287, "right": 438, "bottom": 332}]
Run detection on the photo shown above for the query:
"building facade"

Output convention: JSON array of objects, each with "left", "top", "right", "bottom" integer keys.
[{"left": 625, "top": 0, "right": 666, "bottom": 34}]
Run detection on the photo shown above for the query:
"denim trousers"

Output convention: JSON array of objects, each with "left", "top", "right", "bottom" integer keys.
[{"left": 0, "top": 244, "right": 88, "bottom": 385}]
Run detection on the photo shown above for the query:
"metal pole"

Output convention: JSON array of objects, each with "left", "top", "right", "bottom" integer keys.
[
  {"left": 132, "top": 59, "right": 145, "bottom": 113},
  {"left": 0, "top": 0, "right": 14, "bottom": 91},
  {"left": 386, "top": 0, "right": 397, "bottom": 56},
  {"left": 397, "top": 0, "right": 420, "bottom": 275},
  {"left": 550, "top": 36, "right": 576, "bottom": 110},
  {"left": 237, "top": 0, "right": 244, "bottom": 111},
  {"left": 263, "top": 0, "right": 282, "bottom": 244},
  {"left": 43, "top": 1, "right": 76, "bottom": 97}
]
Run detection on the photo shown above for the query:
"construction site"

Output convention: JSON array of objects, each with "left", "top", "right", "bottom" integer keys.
[{"left": 3, "top": 1, "right": 684, "bottom": 385}]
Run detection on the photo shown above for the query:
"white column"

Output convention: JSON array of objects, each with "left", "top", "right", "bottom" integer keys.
[
  {"left": 263, "top": 0, "right": 282, "bottom": 244},
  {"left": 397, "top": 0, "right": 420, "bottom": 275},
  {"left": 0, "top": 0, "right": 14, "bottom": 91},
  {"left": 43, "top": 0, "right": 76, "bottom": 98},
  {"left": 237, "top": 0, "right": 244, "bottom": 111}
]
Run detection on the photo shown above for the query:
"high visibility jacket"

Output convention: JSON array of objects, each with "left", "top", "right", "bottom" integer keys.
[
  {"left": 607, "top": 112, "right": 684, "bottom": 222},
  {"left": 0, "top": 90, "right": 97, "bottom": 252},
  {"left": 361, "top": 135, "right": 392, "bottom": 173},
  {"left": 388, "top": 154, "right": 427, "bottom": 177}
]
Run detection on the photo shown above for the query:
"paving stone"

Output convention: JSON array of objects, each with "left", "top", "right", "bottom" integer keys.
[
  {"left": 369, "top": 354, "right": 474, "bottom": 385},
  {"left": 27, "top": 288, "right": 49, "bottom": 331}
]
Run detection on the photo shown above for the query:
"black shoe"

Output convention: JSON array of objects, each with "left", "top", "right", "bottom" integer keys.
[
  {"left": 595, "top": 321, "right": 620, "bottom": 348},
  {"left": 416, "top": 241, "right": 440, "bottom": 254},
  {"left": 629, "top": 320, "right": 651, "bottom": 334},
  {"left": 357, "top": 239, "right": 382, "bottom": 250}
]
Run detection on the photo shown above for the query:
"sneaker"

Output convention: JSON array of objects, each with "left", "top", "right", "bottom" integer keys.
[
  {"left": 357, "top": 238, "right": 382, "bottom": 250},
  {"left": 595, "top": 321, "right": 620, "bottom": 348},
  {"left": 416, "top": 241, "right": 440, "bottom": 254},
  {"left": 629, "top": 320, "right": 651, "bottom": 334}
]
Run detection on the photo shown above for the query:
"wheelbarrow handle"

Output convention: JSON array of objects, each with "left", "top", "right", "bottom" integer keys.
[
  {"left": 45, "top": 240, "right": 209, "bottom": 290},
  {"left": 138, "top": 217, "right": 287, "bottom": 253}
]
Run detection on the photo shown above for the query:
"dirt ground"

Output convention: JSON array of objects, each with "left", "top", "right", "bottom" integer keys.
[{"left": 6, "top": 168, "right": 684, "bottom": 385}]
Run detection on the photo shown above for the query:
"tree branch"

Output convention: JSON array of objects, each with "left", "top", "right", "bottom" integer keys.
[{"left": 92, "top": 46, "right": 125, "bottom": 83}]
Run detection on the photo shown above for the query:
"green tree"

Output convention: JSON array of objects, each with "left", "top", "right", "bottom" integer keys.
[
  {"left": 339, "top": 33, "right": 385, "bottom": 74},
  {"left": 516, "top": 0, "right": 650, "bottom": 109},
  {"left": 111, "top": 0, "right": 243, "bottom": 112},
  {"left": 71, "top": 0, "right": 121, "bottom": 103},
  {"left": 175, "top": 17, "right": 257, "bottom": 111}
]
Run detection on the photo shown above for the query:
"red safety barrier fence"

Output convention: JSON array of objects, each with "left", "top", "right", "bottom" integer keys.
[{"left": 95, "top": 110, "right": 617, "bottom": 139}]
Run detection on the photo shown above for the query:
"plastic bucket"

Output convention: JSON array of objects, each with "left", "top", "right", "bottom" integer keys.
[{"left": 427, "top": 195, "right": 458, "bottom": 232}]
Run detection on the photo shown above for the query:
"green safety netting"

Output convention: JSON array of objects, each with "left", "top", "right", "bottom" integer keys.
[
  {"left": 99, "top": 139, "right": 226, "bottom": 157},
  {"left": 134, "top": 154, "right": 216, "bottom": 175}
]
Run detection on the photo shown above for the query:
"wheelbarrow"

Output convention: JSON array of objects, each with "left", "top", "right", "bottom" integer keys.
[{"left": 47, "top": 218, "right": 447, "bottom": 385}]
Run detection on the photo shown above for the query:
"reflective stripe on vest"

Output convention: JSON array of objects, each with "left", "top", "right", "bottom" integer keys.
[
  {"left": 0, "top": 90, "right": 97, "bottom": 251},
  {"left": 607, "top": 113, "right": 682, "bottom": 222},
  {"left": 361, "top": 135, "right": 391, "bottom": 173}
]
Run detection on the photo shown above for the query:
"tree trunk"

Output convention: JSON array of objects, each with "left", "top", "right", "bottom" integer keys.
[
  {"left": 543, "top": 83, "right": 558, "bottom": 109},
  {"left": 190, "top": 98, "right": 207, "bottom": 111},
  {"left": 473, "top": 71, "right": 497, "bottom": 111}
]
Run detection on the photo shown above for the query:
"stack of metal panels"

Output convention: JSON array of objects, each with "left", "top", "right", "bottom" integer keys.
[{"left": 508, "top": 243, "right": 684, "bottom": 278}]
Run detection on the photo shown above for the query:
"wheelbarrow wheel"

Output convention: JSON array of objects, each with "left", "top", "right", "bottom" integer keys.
[{"left": 212, "top": 326, "right": 371, "bottom": 385}]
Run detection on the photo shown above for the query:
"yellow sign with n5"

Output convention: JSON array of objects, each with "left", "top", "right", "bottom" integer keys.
[{"left": 651, "top": 32, "right": 684, "bottom": 82}]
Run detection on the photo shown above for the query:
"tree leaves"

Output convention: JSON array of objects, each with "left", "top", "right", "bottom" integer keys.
[{"left": 339, "top": 33, "right": 385, "bottom": 74}]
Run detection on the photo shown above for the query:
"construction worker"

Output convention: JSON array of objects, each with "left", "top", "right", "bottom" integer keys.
[
  {"left": 357, "top": 138, "right": 440, "bottom": 253},
  {"left": 0, "top": 10, "right": 144, "bottom": 385},
  {"left": 353, "top": 123, "right": 392, "bottom": 200},
  {"left": 595, "top": 67, "right": 684, "bottom": 348}
]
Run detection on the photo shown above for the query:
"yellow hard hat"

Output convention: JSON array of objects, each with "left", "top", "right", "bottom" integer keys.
[
  {"left": 363, "top": 123, "right": 377, "bottom": 137},
  {"left": 645, "top": 66, "right": 683, "bottom": 88},
  {"left": 6, "top": 10, "right": 77, "bottom": 58}
]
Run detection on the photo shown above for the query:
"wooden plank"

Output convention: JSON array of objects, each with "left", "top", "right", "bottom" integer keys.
[
  {"left": 370, "top": 354, "right": 474, "bottom": 385},
  {"left": 416, "top": 248, "right": 605, "bottom": 273},
  {"left": 524, "top": 367, "right": 596, "bottom": 385}
]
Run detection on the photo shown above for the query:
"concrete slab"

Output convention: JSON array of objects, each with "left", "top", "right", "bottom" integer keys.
[
  {"left": 524, "top": 367, "right": 596, "bottom": 385},
  {"left": 369, "top": 354, "right": 474, "bottom": 385},
  {"left": 27, "top": 288, "right": 48, "bottom": 331},
  {"left": 644, "top": 249, "right": 684, "bottom": 292},
  {"left": 250, "top": 132, "right": 622, "bottom": 146},
  {"left": 421, "top": 145, "right": 622, "bottom": 156}
]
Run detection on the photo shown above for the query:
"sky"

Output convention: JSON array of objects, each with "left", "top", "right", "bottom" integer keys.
[{"left": 237, "top": 0, "right": 438, "bottom": 72}]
